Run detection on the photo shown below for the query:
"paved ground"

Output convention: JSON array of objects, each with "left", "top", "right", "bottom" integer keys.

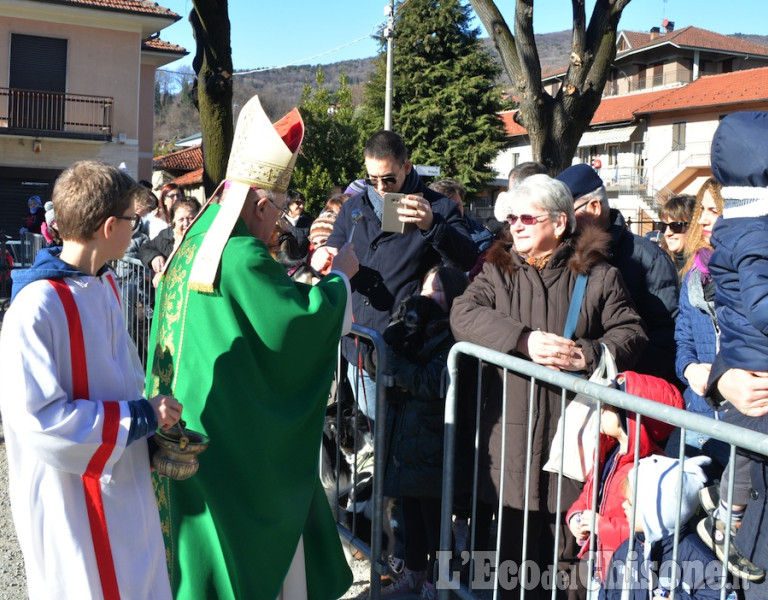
[
  {"left": 0, "top": 420, "right": 27, "bottom": 599},
  {"left": 0, "top": 415, "right": 373, "bottom": 598}
]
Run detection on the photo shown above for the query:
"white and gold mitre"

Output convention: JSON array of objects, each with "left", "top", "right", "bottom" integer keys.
[
  {"left": 188, "top": 95, "right": 304, "bottom": 292},
  {"left": 226, "top": 95, "right": 304, "bottom": 193}
]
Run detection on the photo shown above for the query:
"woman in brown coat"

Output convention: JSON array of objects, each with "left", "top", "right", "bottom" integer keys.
[{"left": 450, "top": 174, "right": 648, "bottom": 598}]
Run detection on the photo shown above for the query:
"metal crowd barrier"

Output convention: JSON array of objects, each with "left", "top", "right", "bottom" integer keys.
[
  {"left": 438, "top": 342, "right": 768, "bottom": 600},
  {"left": 18, "top": 232, "right": 45, "bottom": 267},
  {"left": 325, "top": 324, "right": 392, "bottom": 600},
  {"left": 107, "top": 257, "right": 154, "bottom": 366}
]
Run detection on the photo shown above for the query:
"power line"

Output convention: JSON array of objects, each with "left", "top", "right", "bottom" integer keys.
[
  {"left": 157, "top": 21, "right": 386, "bottom": 77},
  {"left": 235, "top": 24, "right": 385, "bottom": 75}
]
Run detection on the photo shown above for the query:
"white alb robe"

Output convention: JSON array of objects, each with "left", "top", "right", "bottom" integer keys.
[{"left": 0, "top": 273, "right": 171, "bottom": 600}]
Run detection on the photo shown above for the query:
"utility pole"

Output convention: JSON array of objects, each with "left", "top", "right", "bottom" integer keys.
[{"left": 383, "top": 0, "right": 395, "bottom": 130}]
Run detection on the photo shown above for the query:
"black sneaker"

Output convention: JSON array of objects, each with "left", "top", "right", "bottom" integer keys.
[
  {"left": 699, "top": 484, "right": 720, "bottom": 515},
  {"left": 697, "top": 516, "right": 765, "bottom": 582}
]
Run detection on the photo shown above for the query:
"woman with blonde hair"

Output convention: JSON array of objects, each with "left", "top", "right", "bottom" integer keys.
[{"left": 673, "top": 176, "right": 727, "bottom": 467}]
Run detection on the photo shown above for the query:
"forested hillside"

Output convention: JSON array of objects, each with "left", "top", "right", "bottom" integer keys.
[{"left": 153, "top": 30, "right": 768, "bottom": 149}]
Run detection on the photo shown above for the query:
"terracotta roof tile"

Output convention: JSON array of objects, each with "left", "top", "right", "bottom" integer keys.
[
  {"left": 173, "top": 168, "right": 203, "bottom": 187},
  {"left": 621, "top": 31, "right": 651, "bottom": 49},
  {"left": 153, "top": 145, "right": 202, "bottom": 171},
  {"left": 591, "top": 89, "right": 672, "bottom": 123},
  {"left": 30, "top": 0, "right": 179, "bottom": 19},
  {"left": 542, "top": 26, "right": 768, "bottom": 81},
  {"left": 499, "top": 111, "right": 526, "bottom": 137},
  {"left": 142, "top": 36, "right": 186, "bottom": 54},
  {"left": 501, "top": 89, "right": 671, "bottom": 137},
  {"left": 635, "top": 66, "right": 768, "bottom": 114},
  {"left": 621, "top": 26, "right": 768, "bottom": 58}
]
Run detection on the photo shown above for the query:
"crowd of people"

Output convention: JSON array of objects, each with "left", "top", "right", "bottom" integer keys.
[{"left": 1, "top": 101, "right": 767, "bottom": 600}]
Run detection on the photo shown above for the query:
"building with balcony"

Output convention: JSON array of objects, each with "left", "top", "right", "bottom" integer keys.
[
  {"left": 0, "top": 0, "right": 186, "bottom": 236},
  {"left": 490, "top": 22, "right": 768, "bottom": 233}
]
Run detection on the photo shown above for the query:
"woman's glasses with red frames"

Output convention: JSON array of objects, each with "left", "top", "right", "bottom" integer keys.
[{"left": 506, "top": 212, "right": 549, "bottom": 226}]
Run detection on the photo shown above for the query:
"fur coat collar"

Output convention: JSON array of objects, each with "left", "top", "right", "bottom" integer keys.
[{"left": 484, "top": 225, "right": 611, "bottom": 277}]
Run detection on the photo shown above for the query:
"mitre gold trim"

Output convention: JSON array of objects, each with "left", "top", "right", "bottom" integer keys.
[{"left": 185, "top": 95, "right": 304, "bottom": 292}]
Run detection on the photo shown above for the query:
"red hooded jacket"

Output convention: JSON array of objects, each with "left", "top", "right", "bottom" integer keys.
[{"left": 565, "top": 371, "right": 684, "bottom": 580}]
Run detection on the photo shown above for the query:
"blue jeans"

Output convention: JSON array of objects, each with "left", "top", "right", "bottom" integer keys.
[{"left": 347, "top": 362, "right": 378, "bottom": 423}]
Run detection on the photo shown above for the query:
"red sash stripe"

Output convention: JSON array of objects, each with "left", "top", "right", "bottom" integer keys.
[
  {"left": 106, "top": 273, "right": 121, "bottom": 308},
  {"left": 49, "top": 278, "right": 122, "bottom": 600}
]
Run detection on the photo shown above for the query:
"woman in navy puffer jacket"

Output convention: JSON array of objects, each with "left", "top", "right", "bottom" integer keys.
[{"left": 673, "top": 177, "right": 728, "bottom": 471}]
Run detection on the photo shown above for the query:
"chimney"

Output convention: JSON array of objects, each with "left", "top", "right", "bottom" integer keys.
[
  {"left": 650, "top": 26, "right": 661, "bottom": 40},
  {"left": 661, "top": 18, "right": 675, "bottom": 33}
]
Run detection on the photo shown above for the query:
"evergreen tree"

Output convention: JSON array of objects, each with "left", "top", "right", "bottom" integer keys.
[
  {"left": 359, "top": 0, "right": 509, "bottom": 195},
  {"left": 291, "top": 67, "right": 364, "bottom": 215}
]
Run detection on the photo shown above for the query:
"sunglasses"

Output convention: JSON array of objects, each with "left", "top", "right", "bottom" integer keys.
[
  {"left": 506, "top": 212, "right": 549, "bottom": 226},
  {"left": 655, "top": 221, "right": 688, "bottom": 234},
  {"left": 114, "top": 213, "right": 142, "bottom": 231},
  {"left": 365, "top": 163, "right": 405, "bottom": 187}
]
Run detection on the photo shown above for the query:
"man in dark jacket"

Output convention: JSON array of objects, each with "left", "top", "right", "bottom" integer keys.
[
  {"left": 557, "top": 163, "right": 679, "bottom": 381},
  {"left": 314, "top": 130, "right": 476, "bottom": 421}
]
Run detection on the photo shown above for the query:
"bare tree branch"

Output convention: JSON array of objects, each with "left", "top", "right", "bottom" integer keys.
[{"left": 468, "top": 0, "right": 633, "bottom": 173}]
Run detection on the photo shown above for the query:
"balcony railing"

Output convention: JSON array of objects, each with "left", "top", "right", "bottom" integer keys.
[
  {"left": 603, "top": 68, "right": 720, "bottom": 97},
  {"left": 0, "top": 88, "right": 113, "bottom": 141}
]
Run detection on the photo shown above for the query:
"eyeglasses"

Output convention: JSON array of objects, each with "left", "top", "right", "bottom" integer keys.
[
  {"left": 506, "top": 212, "right": 550, "bottom": 226},
  {"left": 573, "top": 199, "right": 591, "bottom": 212},
  {"left": 114, "top": 213, "right": 142, "bottom": 230},
  {"left": 365, "top": 163, "right": 405, "bottom": 188},
  {"left": 656, "top": 220, "right": 689, "bottom": 234},
  {"left": 266, "top": 196, "right": 288, "bottom": 217}
]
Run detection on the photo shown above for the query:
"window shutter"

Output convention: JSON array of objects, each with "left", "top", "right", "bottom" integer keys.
[{"left": 10, "top": 34, "right": 67, "bottom": 92}]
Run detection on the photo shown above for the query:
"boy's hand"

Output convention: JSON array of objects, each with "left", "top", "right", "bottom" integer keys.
[
  {"left": 579, "top": 510, "right": 601, "bottom": 535},
  {"left": 568, "top": 513, "right": 588, "bottom": 541},
  {"left": 310, "top": 245, "right": 336, "bottom": 275},
  {"left": 148, "top": 394, "right": 182, "bottom": 430}
]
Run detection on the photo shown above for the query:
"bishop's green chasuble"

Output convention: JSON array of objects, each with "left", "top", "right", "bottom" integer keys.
[{"left": 147, "top": 205, "right": 352, "bottom": 599}]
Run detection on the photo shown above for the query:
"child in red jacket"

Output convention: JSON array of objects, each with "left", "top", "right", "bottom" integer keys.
[{"left": 566, "top": 371, "right": 684, "bottom": 582}]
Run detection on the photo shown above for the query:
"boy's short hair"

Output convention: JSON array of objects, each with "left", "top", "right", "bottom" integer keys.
[
  {"left": 134, "top": 187, "right": 158, "bottom": 213},
  {"left": 54, "top": 161, "right": 142, "bottom": 243},
  {"left": 430, "top": 178, "right": 466, "bottom": 202}
]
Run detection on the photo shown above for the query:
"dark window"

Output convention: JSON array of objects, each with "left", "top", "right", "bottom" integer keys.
[
  {"left": 672, "top": 122, "right": 686, "bottom": 151},
  {"left": 9, "top": 34, "right": 67, "bottom": 131},
  {"left": 638, "top": 66, "right": 647, "bottom": 90}
]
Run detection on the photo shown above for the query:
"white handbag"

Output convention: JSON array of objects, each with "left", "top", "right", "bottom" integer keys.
[{"left": 542, "top": 343, "right": 618, "bottom": 482}]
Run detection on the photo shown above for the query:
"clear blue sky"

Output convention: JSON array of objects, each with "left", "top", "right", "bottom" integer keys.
[{"left": 158, "top": 0, "right": 768, "bottom": 74}]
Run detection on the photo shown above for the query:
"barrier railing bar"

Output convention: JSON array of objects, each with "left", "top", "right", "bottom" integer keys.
[
  {"left": 448, "top": 342, "right": 768, "bottom": 457},
  {"left": 441, "top": 341, "right": 768, "bottom": 600}
]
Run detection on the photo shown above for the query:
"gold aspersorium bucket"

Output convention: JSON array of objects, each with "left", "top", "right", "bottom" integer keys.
[{"left": 152, "top": 421, "right": 209, "bottom": 480}]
